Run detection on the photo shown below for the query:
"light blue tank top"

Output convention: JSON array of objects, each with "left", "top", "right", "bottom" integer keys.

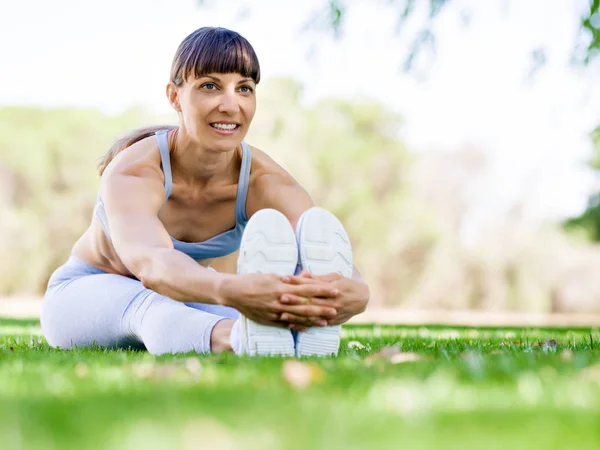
[{"left": 95, "top": 130, "right": 252, "bottom": 260}]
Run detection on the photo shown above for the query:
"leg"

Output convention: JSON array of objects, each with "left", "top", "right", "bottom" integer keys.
[
  {"left": 295, "top": 207, "right": 353, "bottom": 357},
  {"left": 41, "top": 256, "right": 232, "bottom": 355}
]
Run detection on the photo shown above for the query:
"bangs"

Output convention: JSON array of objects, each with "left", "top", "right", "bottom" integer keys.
[{"left": 171, "top": 28, "right": 261, "bottom": 86}]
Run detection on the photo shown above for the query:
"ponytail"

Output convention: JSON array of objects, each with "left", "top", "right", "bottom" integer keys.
[{"left": 97, "top": 125, "right": 177, "bottom": 175}]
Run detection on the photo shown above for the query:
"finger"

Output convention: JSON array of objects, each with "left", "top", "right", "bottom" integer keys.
[
  {"left": 282, "top": 304, "right": 337, "bottom": 319},
  {"left": 326, "top": 317, "right": 345, "bottom": 326},
  {"left": 286, "top": 283, "right": 340, "bottom": 298},
  {"left": 265, "top": 311, "right": 283, "bottom": 321},
  {"left": 278, "top": 294, "right": 310, "bottom": 306},
  {"left": 280, "top": 275, "right": 320, "bottom": 285},
  {"left": 281, "top": 313, "right": 326, "bottom": 327},
  {"left": 311, "top": 272, "right": 343, "bottom": 282},
  {"left": 279, "top": 294, "right": 339, "bottom": 310},
  {"left": 309, "top": 316, "right": 328, "bottom": 326},
  {"left": 280, "top": 313, "right": 312, "bottom": 326},
  {"left": 296, "top": 296, "right": 339, "bottom": 308}
]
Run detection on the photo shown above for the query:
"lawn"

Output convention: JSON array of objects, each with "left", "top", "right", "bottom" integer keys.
[{"left": 1, "top": 318, "right": 600, "bottom": 450}]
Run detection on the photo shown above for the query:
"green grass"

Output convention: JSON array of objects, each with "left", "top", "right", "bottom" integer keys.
[{"left": 2, "top": 320, "right": 600, "bottom": 450}]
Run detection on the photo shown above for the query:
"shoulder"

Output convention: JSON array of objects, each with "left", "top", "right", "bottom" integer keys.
[
  {"left": 247, "top": 146, "right": 293, "bottom": 180},
  {"left": 100, "top": 135, "right": 165, "bottom": 202},
  {"left": 245, "top": 145, "right": 314, "bottom": 227},
  {"left": 103, "top": 135, "right": 163, "bottom": 181},
  {"left": 247, "top": 145, "right": 299, "bottom": 194}
]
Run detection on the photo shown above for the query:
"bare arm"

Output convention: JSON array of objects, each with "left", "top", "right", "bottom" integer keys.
[{"left": 100, "top": 154, "right": 228, "bottom": 304}]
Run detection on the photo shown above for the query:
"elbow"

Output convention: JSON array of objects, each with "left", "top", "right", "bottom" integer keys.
[
  {"left": 139, "top": 270, "right": 160, "bottom": 291},
  {"left": 137, "top": 261, "right": 165, "bottom": 292},
  {"left": 125, "top": 251, "right": 164, "bottom": 290}
]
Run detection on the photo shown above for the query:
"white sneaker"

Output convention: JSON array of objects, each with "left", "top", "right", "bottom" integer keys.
[
  {"left": 236, "top": 208, "right": 297, "bottom": 357},
  {"left": 295, "top": 207, "right": 353, "bottom": 357}
]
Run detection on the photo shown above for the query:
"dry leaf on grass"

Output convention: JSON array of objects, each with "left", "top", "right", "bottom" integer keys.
[
  {"left": 130, "top": 357, "right": 202, "bottom": 381},
  {"left": 366, "top": 345, "right": 423, "bottom": 365},
  {"left": 389, "top": 353, "right": 422, "bottom": 364},
  {"left": 282, "top": 360, "right": 325, "bottom": 389},
  {"left": 560, "top": 349, "right": 573, "bottom": 361},
  {"left": 75, "top": 363, "right": 89, "bottom": 378},
  {"left": 184, "top": 357, "right": 203, "bottom": 377}
]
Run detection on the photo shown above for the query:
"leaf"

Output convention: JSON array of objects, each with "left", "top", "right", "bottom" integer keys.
[
  {"left": 389, "top": 352, "right": 422, "bottom": 364},
  {"left": 75, "top": 363, "right": 89, "bottom": 378},
  {"left": 366, "top": 345, "right": 423, "bottom": 365},
  {"left": 282, "top": 361, "right": 325, "bottom": 389},
  {"left": 129, "top": 358, "right": 202, "bottom": 382},
  {"left": 184, "top": 357, "right": 203, "bottom": 378},
  {"left": 560, "top": 349, "right": 573, "bottom": 361}
]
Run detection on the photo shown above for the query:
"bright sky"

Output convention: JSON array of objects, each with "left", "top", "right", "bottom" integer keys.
[{"left": 2, "top": 0, "right": 599, "bottom": 237}]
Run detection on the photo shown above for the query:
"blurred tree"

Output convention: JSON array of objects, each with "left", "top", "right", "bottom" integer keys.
[
  {"left": 0, "top": 106, "right": 151, "bottom": 294},
  {"left": 563, "top": 126, "right": 600, "bottom": 240},
  {"left": 2, "top": 83, "right": 599, "bottom": 312}
]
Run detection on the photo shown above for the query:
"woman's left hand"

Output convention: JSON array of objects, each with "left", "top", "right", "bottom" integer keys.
[{"left": 279, "top": 271, "right": 369, "bottom": 327}]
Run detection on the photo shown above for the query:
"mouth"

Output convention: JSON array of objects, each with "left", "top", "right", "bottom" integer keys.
[{"left": 209, "top": 122, "right": 240, "bottom": 133}]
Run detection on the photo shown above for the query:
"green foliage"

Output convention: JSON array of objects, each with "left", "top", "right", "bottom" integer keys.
[
  {"left": 581, "top": 0, "right": 600, "bottom": 64},
  {"left": 3, "top": 322, "right": 600, "bottom": 449},
  {"left": 564, "top": 126, "right": 600, "bottom": 240},
  {"left": 324, "top": 0, "right": 600, "bottom": 68}
]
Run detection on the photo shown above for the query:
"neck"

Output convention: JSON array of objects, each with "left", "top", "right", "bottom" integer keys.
[{"left": 169, "top": 128, "right": 239, "bottom": 184}]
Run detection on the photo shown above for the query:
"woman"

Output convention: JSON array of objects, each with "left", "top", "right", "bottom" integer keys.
[{"left": 41, "top": 27, "right": 369, "bottom": 357}]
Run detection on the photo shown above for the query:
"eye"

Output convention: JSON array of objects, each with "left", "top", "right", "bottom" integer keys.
[
  {"left": 239, "top": 85, "right": 254, "bottom": 94},
  {"left": 201, "top": 83, "right": 217, "bottom": 90}
]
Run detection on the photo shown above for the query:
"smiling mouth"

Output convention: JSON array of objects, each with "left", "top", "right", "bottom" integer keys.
[{"left": 210, "top": 123, "right": 240, "bottom": 131}]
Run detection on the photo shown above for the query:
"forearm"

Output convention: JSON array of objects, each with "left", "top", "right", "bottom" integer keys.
[{"left": 133, "top": 247, "right": 232, "bottom": 304}]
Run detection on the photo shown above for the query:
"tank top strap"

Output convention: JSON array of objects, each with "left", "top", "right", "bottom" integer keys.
[
  {"left": 235, "top": 141, "right": 252, "bottom": 223},
  {"left": 155, "top": 130, "right": 173, "bottom": 200}
]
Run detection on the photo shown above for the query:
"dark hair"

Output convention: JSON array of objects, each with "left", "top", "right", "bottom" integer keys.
[
  {"left": 170, "top": 27, "right": 260, "bottom": 86},
  {"left": 97, "top": 125, "right": 177, "bottom": 175}
]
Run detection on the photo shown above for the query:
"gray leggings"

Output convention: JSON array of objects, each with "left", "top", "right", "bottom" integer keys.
[{"left": 41, "top": 256, "right": 239, "bottom": 355}]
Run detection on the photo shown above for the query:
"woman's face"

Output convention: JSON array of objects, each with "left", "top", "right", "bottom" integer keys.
[{"left": 168, "top": 72, "right": 257, "bottom": 151}]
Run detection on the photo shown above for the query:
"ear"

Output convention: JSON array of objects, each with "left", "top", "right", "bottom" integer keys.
[{"left": 166, "top": 82, "right": 182, "bottom": 112}]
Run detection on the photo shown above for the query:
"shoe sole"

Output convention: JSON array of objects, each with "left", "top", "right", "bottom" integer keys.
[
  {"left": 296, "top": 207, "right": 353, "bottom": 357},
  {"left": 237, "top": 208, "right": 297, "bottom": 357}
]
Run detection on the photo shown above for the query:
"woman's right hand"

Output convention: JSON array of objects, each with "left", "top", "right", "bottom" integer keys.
[{"left": 216, "top": 273, "right": 340, "bottom": 328}]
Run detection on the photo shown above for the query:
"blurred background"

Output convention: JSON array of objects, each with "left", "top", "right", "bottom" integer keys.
[{"left": 1, "top": 0, "right": 600, "bottom": 314}]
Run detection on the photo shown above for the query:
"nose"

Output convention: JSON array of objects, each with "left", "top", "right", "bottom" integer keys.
[{"left": 218, "top": 90, "right": 240, "bottom": 115}]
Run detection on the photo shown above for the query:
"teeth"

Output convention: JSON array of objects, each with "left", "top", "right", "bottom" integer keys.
[{"left": 211, "top": 123, "right": 238, "bottom": 130}]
